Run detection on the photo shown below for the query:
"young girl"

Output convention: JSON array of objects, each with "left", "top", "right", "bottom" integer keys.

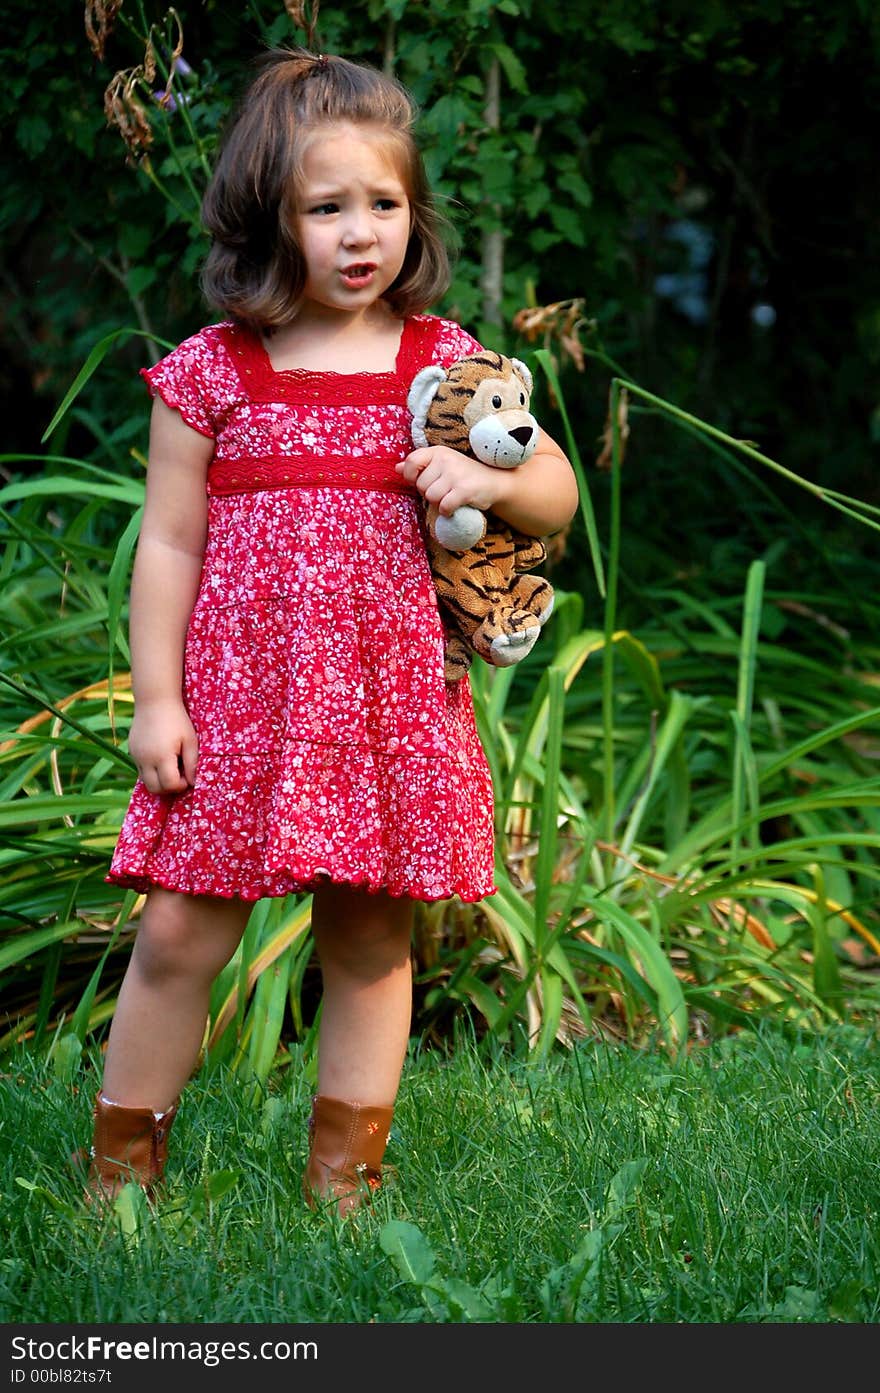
[{"left": 84, "top": 46, "right": 579, "bottom": 1217}]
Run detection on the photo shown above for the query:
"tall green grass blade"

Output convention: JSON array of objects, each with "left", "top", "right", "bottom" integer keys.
[
  {"left": 579, "top": 890, "right": 688, "bottom": 1056},
  {"left": 534, "top": 970, "right": 564, "bottom": 1060},
  {"left": 618, "top": 688, "right": 695, "bottom": 866},
  {"left": 0, "top": 918, "right": 95, "bottom": 973},
  {"left": 659, "top": 711, "right": 880, "bottom": 873},
  {"left": 106, "top": 507, "right": 142, "bottom": 685},
  {"left": 601, "top": 380, "right": 624, "bottom": 851},
  {"left": 67, "top": 921, "right": 130, "bottom": 1048},
  {"left": 806, "top": 866, "right": 845, "bottom": 1012},
  {"left": 40, "top": 329, "right": 174, "bottom": 443},
  {"left": 532, "top": 347, "right": 605, "bottom": 598},
  {"left": 247, "top": 944, "right": 293, "bottom": 1085},
  {"left": 533, "top": 666, "right": 565, "bottom": 941},
  {"left": 0, "top": 478, "right": 144, "bottom": 507},
  {"left": 730, "top": 560, "right": 764, "bottom": 883},
  {"left": 621, "top": 381, "right": 880, "bottom": 536}
]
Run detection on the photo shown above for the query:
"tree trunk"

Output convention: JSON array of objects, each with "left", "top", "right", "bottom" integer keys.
[{"left": 480, "top": 54, "right": 504, "bottom": 332}]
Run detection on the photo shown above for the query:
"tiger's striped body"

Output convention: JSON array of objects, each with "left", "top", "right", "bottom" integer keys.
[{"left": 408, "top": 352, "right": 555, "bottom": 683}]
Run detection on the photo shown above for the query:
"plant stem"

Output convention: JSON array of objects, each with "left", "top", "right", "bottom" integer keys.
[{"left": 601, "top": 380, "right": 624, "bottom": 856}]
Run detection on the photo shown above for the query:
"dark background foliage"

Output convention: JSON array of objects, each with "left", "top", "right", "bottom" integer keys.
[
  {"left": 2, "top": 0, "right": 879, "bottom": 607},
  {"left": 3, "top": 1, "right": 879, "bottom": 1059}
]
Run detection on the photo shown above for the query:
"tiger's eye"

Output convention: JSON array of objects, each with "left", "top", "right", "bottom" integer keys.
[
  {"left": 492, "top": 394, "right": 502, "bottom": 408},
  {"left": 520, "top": 392, "right": 525, "bottom": 404}
]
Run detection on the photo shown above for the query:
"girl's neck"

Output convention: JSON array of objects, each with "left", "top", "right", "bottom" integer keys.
[{"left": 262, "top": 302, "right": 404, "bottom": 374}]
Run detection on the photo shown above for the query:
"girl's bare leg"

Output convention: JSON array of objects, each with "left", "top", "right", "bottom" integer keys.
[
  {"left": 310, "top": 883, "right": 415, "bottom": 1105},
  {"left": 101, "top": 887, "right": 252, "bottom": 1111}
]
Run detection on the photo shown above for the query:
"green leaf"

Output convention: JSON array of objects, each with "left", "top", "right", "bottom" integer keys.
[
  {"left": 113, "top": 1182, "right": 150, "bottom": 1243},
  {"left": 107, "top": 506, "right": 142, "bottom": 672},
  {"left": 15, "top": 1178, "right": 77, "bottom": 1217},
  {"left": 488, "top": 42, "right": 528, "bottom": 94},
  {"left": 532, "top": 349, "right": 605, "bottom": 598},
  {"left": 379, "top": 1219, "right": 437, "bottom": 1285},
  {"left": 118, "top": 223, "right": 154, "bottom": 259},
  {"left": 0, "top": 477, "right": 144, "bottom": 507},
  {"left": 433, "top": 1276, "right": 495, "bottom": 1320},
  {"left": 807, "top": 871, "right": 844, "bottom": 1010},
  {"left": 247, "top": 944, "right": 293, "bottom": 1083},
  {"left": 557, "top": 171, "right": 593, "bottom": 208},
  {"left": 533, "top": 665, "right": 565, "bottom": 937},
  {"left": 0, "top": 918, "right": 108, "bottom": 974},
  {"left": 423, "top": 94, "right": 473, "bottom": 146},
  {"left": 261, "top": 1097, "right": 286, "bottom": 1135},
  {"left": 549, "top": 205, "right": 587, "bottom": 246},
  {"left": 39, "top": 329, "right": 174, "bottom": 443},
  {"left": 17, "top": 113, "right": 51, "bottom": 155},
  {"left": 828, "top": 1279, "right": 865, "bottom": 1322},
  {"left": 533, "top": 970, "right": 564, "bottom": 1060},
  {"left": 769, "top": 1285, "right": 821, "bottom": 1321},
  {"left": 605, "top": 1158, "right": 650, "bottom": 1219},
  {"left": 51, "top": 1032, "right": 82, "bottom": 1083},
  {"left": 581, "top": 893, "right": 688, "bottom": 1055},
  {"left": 530, "top": 229, "right": 563, "bottom": 253},
  {"left": 202, "top": 1170, "right": 240, "bottom": 1204},
  {"left": 126, "top": 266, "right": 158, "bottom": 298}
]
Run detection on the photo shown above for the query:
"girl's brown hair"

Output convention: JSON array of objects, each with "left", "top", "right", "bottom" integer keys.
[{"left": 200, "top": 47, "right": 450, "bottom": 329}]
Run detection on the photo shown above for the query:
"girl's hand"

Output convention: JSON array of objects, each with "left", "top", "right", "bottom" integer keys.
[
  {"left": 127, "top": 697, "right": 199, "bottom": 795},
  {"left": 396, "top": 446, "right": 507, "bottom": 517}
]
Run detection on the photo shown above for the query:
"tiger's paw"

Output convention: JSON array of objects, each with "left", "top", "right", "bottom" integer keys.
[{"left": 485, "top": 624, "right": 541, "bottom": 666}]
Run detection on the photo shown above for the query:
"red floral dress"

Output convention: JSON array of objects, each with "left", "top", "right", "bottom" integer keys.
[{"left": 105, "top": 314, "right": 497, "bottom": 903}]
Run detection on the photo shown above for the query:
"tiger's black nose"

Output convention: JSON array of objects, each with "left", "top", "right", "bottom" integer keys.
[{"left": 509, "top": 425, "right": 534, "bottom": 446}]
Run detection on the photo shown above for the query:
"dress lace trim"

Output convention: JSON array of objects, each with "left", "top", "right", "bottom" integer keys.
[
  {"left": 220, "top": 316, "right": 437, "bottom": 406},
  {"left": 208, "top": 454, "right": 417, "bottom": 497}
]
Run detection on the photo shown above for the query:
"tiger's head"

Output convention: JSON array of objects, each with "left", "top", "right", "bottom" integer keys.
[{"left": 407, "top": 351, "right": 539, "bottom": 469}]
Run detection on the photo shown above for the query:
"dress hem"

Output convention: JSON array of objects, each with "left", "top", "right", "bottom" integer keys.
[{"left": 104, "top": 868, "right": 497, "bottom": 906}]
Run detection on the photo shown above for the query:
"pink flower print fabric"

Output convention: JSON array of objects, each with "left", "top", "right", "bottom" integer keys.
[{"left": 106, "top": 315, "right": 497, "bottom": 903}]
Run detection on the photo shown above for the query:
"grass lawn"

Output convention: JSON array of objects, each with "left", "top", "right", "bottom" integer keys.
[{"left": 1, "top": 1023, "right": 878, "bottom": 1325}]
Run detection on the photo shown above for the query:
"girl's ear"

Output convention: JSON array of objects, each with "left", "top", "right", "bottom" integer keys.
[{"left": 407, "top": 365, "right": 447, "bottom": 446}]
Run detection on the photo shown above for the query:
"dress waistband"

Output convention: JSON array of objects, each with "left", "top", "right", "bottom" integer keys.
[{"left": 207, "top": 454, "right": 417, "bottom": 498}]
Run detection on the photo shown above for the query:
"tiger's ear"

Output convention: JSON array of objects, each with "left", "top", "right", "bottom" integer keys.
[
  {"left": 407, "top": 365, "right": 447, "bottom": 448},
  {"left": 510, "top": 357, "right": 533, "bottom": 396}
]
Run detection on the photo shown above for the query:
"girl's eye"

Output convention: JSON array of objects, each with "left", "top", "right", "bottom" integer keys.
[
  {"left": 309, "top": 202, "right": 338, "bottom": 215},
  {"left": 375, "top": 198, "right": 398, "bottom": 211},
  {"left": 492, "top": 394, "right": 502, "bottom": 409}
]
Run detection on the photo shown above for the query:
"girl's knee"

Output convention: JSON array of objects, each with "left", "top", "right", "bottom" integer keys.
[
  {"left": 312, "top": 885, "right": 414, "bottom": 976},
  {"left": 132, "top": 888, "right": 248, "bottom": 983}
]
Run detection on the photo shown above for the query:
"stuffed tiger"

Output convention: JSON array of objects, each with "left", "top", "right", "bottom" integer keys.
[{"left": 407, "top": 351, "right": 555, "bottom": 683}]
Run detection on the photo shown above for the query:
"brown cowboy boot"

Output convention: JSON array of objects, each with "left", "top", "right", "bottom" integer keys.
[
  {"left": 80, "top": 1091, "right": 178, "bottom": 1207},
  {"left": 301, "top": 1094, "right": 394, "bottom": 1219}
]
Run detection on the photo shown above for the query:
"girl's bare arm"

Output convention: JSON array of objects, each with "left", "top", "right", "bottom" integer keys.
[
  {"left": 126, "top": 399, "right": 213, "bottom": 794},
  {"left": 399, "top": 427, "right": 579, "bottom": 538}
]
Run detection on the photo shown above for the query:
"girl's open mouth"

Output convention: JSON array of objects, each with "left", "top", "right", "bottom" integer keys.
[{"left": 340, "top": 264, "right": 377, "bottom": 287}]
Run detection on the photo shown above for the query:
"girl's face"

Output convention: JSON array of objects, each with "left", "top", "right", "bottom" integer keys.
[{"left": 293, "top": 123, "right": 412, "bottom": 319}]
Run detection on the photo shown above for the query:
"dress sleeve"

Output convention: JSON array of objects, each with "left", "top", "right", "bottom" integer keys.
[
  {"left": 431, "top": 318, "right": 485, "bottom": 367},
  {"left": 140, "top": 330, "right": 218, "bottom": 439}
]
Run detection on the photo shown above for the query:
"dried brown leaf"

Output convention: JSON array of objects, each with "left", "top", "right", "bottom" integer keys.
[
  {"left": 85, "top": 0, "right": 123, "bottom": 63},
  {"left": 595, "top": 385, "right": 630, "bottom": 471},
  {"left": 511, "top": 298, "right": 589, "bottom": 374},
  {"left": 142, "top": 36, "right": 157, "bottom": 86},
  {"left": 168, "top": 7, "right": 184, "bottom": 63},
  {"left": 284, "top": 0, "right": 320, "bottom": 46},
  {"left": 104, "top": 68, "right": 154, "bottom": 161}
]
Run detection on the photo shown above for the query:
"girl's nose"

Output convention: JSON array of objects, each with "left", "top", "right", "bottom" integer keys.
[{"left": 342, "top": 209, "right": 377, "bottom": 247}]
